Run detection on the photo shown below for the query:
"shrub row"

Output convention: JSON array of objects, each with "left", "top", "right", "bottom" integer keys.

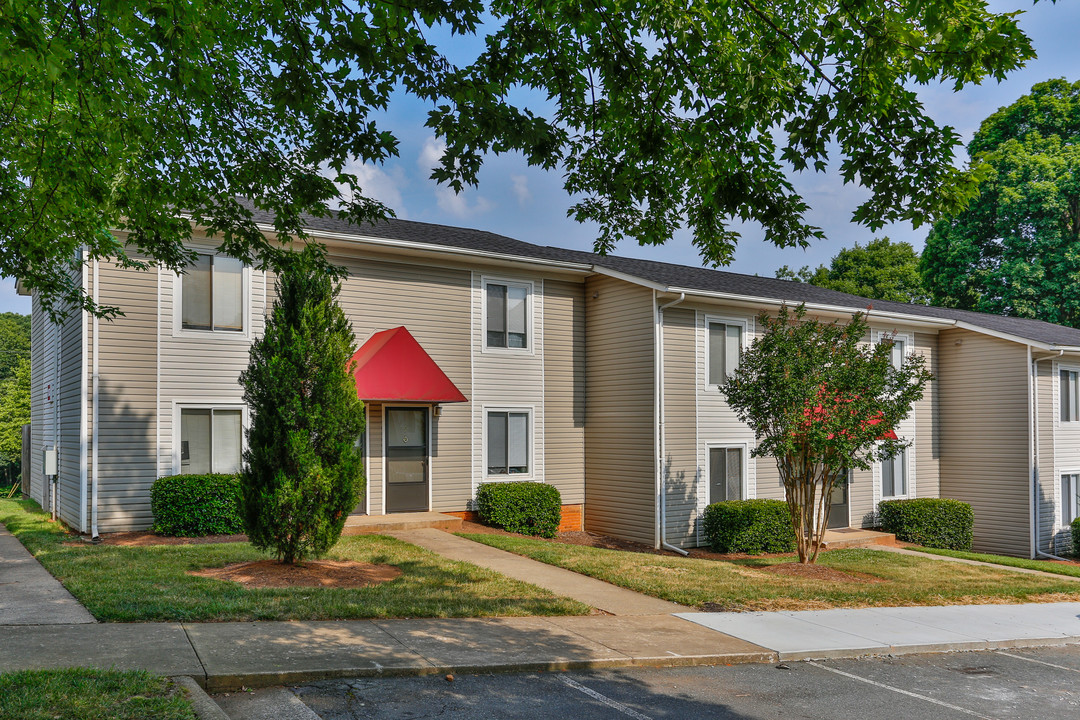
[
  {"left": 1072, "top": 517, "right": 1080, "bottom": 557},
  {"left": 475, "top": 481, "right": 562, "bottom": 538},
  {"left": 150, "top": 474, "right": 244, "bottom": 537},
  {"left": 878, "top": 498, "right": 973, "bottom": 550},
  {"left": 702, "top": 499, "right": 796, "bottom": 554}
]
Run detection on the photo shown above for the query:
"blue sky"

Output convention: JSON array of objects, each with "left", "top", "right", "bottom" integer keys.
[{"left": 2, "top": 0, "right": 1077, "bottom": 315}]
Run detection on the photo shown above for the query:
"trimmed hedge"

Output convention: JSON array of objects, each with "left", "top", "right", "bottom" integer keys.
[
  {"left": 702, "top": 499, "right": 796, "bottom": 554},
  {"left": 1072, "top": 516, "right": 1080, "bottom": 557},
  {"left": 475, "top": 481, "right": 562, "bottom": 538},
  {"left": 878, "top": 498, "right": 973, "bottom": 550},
  {"left": 151, "top": 474, "right": 244, "bottom": 537}
]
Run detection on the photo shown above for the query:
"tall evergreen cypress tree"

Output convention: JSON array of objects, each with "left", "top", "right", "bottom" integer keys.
[{"left": 239, "top": 244, "right": 365, "bottom": 563}]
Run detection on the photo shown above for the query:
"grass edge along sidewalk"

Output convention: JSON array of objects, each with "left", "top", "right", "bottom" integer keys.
[
  {"left": 0, "top": 498, "right": 590, "bottom": 622},
  {"left": 904, "top": 545, "right": 1080, "bottom": 578},
  {"left": 0, "top": 668, "right": 196, "bottom": 720},
  {"left": 459, "top": 533, "right": 1080, "bottom": 611}
]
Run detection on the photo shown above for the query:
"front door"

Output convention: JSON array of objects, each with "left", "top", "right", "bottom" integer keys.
[
  {"left": 385, "top": 407, "right": 429, "bottom": 513},
  {"left": 827, "top": 472, "right": 850, "bottom": 529}
]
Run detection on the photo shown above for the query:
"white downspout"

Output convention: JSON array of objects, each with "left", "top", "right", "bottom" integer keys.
[
  {"left": 1032, "top": 348, "right": 1066, "bottom": 560},
  {"left": 91, "top": 260, "right": 100, "bottom": 541},
  {"left": 656, "top": 291, "right": 689, "bottom": 556}
]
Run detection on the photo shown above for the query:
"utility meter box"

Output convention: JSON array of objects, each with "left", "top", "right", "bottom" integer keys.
[{"left": 42, "top": 446, "right": 57, "bottom": 476}]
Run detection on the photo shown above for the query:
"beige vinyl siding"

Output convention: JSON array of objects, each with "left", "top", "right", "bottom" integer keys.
[
  {"left": 543, "top": 278, "right": 585, "bottom": 505},
  {"left": 913, "top": 331, "right": 941, "bottom": 498},
  {"left": 584, "top": 275, "right": 656, "bottom": 545},
  {"left": 56, "top": 287, "right": 84, "bottom": 530},
  {"left": 938, "top": 327, "right": 1031, "bottom": 556},
  {"left": 332, "top": 253, "right": 472, "bottom": 512},
  {"left": 661, "top": 307, "right": 698, "bottom": 546},
  {"left": 366, "top": 404, "right": 383, "bottom": 513},
  {"left": 1037, "top": 359, "right": 1060, "bottom": 552},
  {"left": 471, "top": 272, "right": 545, "bottom": 497},
  {"left": 94, "top": 259, "right": 159, "bottom": 531}
]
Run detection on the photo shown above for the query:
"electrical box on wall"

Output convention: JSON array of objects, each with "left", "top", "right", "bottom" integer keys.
[{"left": 42, "top": 446, "right": 57, "bottom": 476}]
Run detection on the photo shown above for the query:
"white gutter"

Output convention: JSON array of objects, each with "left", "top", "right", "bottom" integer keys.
[
  {"left": 655, "top": 291, "right": 690, "bottom": 556},
  {"left": 79, "top": 259, "right": 88, "bottom": 533},
  {"left": 91, "top": 260, "right": 99, "bottom": 540},
  {"left": 1032, "top": 348, "right": 1064, "bottom": 559}
]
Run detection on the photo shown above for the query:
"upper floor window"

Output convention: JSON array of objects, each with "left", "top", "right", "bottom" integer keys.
[
  {"left": 182, "top": 253, "right": 244, "bottom": 332},
  {"left": 180, "top": 407, "right": 242, "bottom": 474},
  {"left": 1062, "top": 369, "right": 1079, "bottom": 422},
  {"left": 485, "top": 282, "right": 529, "bottom": 349},
  {"left": 707, "top": 321, "right": 743, "bottom": 385},
  {"left": 890, "top": 338, "right": 906, "bottom": 369},
  {"left": 882, "top": 449, "right": 907, "bottom": 498},
  {"left": 487, "top": 410, "right": 530, "bottom": 475}
]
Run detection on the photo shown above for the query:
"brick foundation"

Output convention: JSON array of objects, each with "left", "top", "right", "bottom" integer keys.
[{"left": 446, "top": 503, "right": 584, "bottom": 533}]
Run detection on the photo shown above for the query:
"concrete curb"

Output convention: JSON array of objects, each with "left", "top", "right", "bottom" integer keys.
[
  {"left": 775, "top": 635, "right": 1080, "bottom": 661},
  {"left": 172, "top": 676, "right": 229, "bottom": 720}
]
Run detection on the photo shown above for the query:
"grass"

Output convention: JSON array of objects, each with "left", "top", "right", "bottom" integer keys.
[
  {"left": 460, "top": 533, "right": 1080, "bottom": 611},
  {"left": 0, "top": 498, "right": 589, "bottom": 621},
  {"left": 905, "top": 546, "right": 1080, "bottom": 579},
  {"left": 0, "top": 668, "right": 195, "bottom": 720}
]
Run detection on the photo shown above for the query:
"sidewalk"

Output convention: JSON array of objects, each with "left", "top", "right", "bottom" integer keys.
[{"left": 0, "top": 523, "right": 95, "bottom": 625}]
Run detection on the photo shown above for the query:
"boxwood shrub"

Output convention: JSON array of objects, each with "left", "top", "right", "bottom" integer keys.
[
  {"left": 151, "top": 473, "right": 244, "bottom": 537},
  {"left": 475, "top": 481, "right": 562, "bottom": 538},
  {"left": 878, "top": 498, "right": 973, "bottom": 550},
  {"left": 702, "top": 499, "right": 796, "bottom": 554},
  {"left": 1071, "top": 517, "right": 1080, "bottom": 557}
]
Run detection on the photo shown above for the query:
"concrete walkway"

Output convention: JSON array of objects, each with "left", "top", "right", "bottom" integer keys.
[
  {"left": 388, "top": 528, "right": 688, "bottom": 616},
  {"left": 878, "top": 544, "right": 1080, "bottom": 581},
  {"left": 0, "top": 523, "right": 94, "bottom": 625},
  {"left": 678, "top": 602, "right": 1080, "bottom": 661}
]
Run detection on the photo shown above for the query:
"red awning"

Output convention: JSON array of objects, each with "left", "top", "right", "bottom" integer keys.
[{"left": 350, "top": 326, "right": 467, "bottom": 403}]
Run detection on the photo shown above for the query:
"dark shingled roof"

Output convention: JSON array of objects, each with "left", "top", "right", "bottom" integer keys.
[{"left": 246, "top": 204, "right": 1080, "bottom": 348}]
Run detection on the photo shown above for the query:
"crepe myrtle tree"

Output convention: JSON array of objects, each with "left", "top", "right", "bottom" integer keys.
[
  {"left": 722, "top": 305, "right": 931, "bottom": 563},
  {"left": 239, "top": 243, "right": 365, "bottom": 564}
]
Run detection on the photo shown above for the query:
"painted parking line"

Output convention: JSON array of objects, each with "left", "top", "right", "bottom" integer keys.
[
  {"left": 806, "top": 661, "right": 998, "bottom": 720},
  {"left": 995, "top": 650, "right": 1080, "bottom": 674},
  {"left": 556, "top": 675, "right": 655, "bottom": 720}
]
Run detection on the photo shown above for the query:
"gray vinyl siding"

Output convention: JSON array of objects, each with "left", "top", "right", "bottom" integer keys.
[
  {"left": 56, "top": 290, "right": 84, "bottom": 530},
  {"left": 332, "top": 252, "right": 473, "bottom": 512},
  {"left": 938, "top": 328, "right": 1031, "bottom": 557},
  {"left": 94, "top": 259, "right": 159, "bottom": 531},
  {"left": 543, "top": 278, "right": 586, "bottom": 505},
  {"left": 28, "top": 294, "right": 49, "bottom": 505},
  {"left": 584, "top": 275, "right": 656, "bottom": 545},
  {"left": 661, "top": 306, "right": 698, "bottom": 546}
]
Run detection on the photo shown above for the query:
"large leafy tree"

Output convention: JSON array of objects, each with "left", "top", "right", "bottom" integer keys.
[
  {"left": 776, "top": 237, "right": 929, "bottom": 304},
  {"left": 0, "top": 357, "right": 30, "bottom": 486},
  {"left": 921, "top": 78, "right": 1080, "bottom": 326},
  {"left": 723, "top": 305, "right": 931, "bottom": 563},
  {"left": 0, "top": 313, "right": 31, "bottom": 382},
  {"left": 3, "top": 1, "right": 1036, "bottom": 316},
  {"left": 239, "top": 245, "right": 365, "bottom": 564}
]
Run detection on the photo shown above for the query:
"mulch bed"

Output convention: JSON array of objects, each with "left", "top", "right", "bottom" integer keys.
[
  {"left": 755, "top": 562, "right": 884, "bottom": 583},
  {"left": 188, "top": 559, "right": 402, "bottom": 589}
]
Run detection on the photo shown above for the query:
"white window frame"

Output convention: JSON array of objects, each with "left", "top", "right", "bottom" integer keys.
[
  {"left": 880, "top": 448, "right": 909, "bottom": 500},
  {"left": 481, "top": 276, "right": 534, "bottom": 355},
  {"left": 705, "top": 442, "right": 749, "bottom": 503},
  {"left": 1061, "top": 471, "right": 1080, "bottom": 529},
  {"left": 1060, "top": 365, "right": 1080, "bottom": 423},
  {"left": 482, "top": 405, "right": 536, "bottom": 480},
  {"left": 704, "top": 315, "right": 748, "bottom": 389},
  {"left": 173, "top": 249, "right": 252, "bottom": 339},
  {"left": 172, "top": 401, "right": 249, "bottom": 475}
]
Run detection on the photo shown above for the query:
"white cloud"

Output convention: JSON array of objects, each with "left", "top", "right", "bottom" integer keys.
[
  {"left": 336, "top": 160, "right": 408, "bottom": 217},
  {"left": 418, "top": 137, "right": 494, "bottom": 219},
  {"left": 510, "top": 174, "right": 532, "bottom": 206}
]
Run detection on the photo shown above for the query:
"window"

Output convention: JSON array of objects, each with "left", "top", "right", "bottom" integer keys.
[
  {"left": 709, "top": 446, "right": 743, "bottom": 503},
  {"left": 487, "top": 411, "right": 529, "bottom": 475},
  {"left": 1062, "top": 370, "right": 1079, "bottom": 422},
  {"left": 182, "top": 253, "right": 244, "bottom": 332},
  {"left": 881, "top": 449, "right": 907, "bottom": 498},
  {"left": 1062, "top": 474, "right": 1080, "bottom": 527},
  {"left": 485, "top": 282, "right": 528, "bottom": 349},
  {"left": 707, "top": 321, "right": 743, "bottom": 385},
  {"left": 890, "top": 338, "right": 906, "bottom": 369},
  {"left": 180, "top": 408, "right": 242, "bottom": 474}
]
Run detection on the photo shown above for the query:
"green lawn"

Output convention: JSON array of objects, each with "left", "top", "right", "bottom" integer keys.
[
  {"left": 460, "top": 533, "right": 1080, "bottom": 611},
  {"left": 906, "top": 546, "right": 1080, "bottom": 579},
  {"left": 0, "top": 669, "right": 195, "bottom": 720},
  {"left": 0, "top": 499, "right": 589, "bottom": 621}
]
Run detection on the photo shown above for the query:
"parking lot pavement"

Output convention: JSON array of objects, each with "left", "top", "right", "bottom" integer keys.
[{"left": 284, "top": 644, "right": 1080, "bottom": 720}]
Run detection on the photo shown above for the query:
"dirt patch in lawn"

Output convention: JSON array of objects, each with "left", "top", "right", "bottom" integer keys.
[
  {"left": 65, "top": 532, "right": 249, "bottom": 547},
  {"left": 754, "top": 561, "right": 884, "bottom": 584},
  {"left": 188, "top": 559, "right": 402, "bottom": 588}
]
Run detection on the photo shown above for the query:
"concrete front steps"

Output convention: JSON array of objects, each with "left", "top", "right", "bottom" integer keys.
[
  {"left": 820, "top": 528, "right": 896, "bottom": 550},
  {"left": 340, "top": 512, "right": 463, "bottom": 535}
]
